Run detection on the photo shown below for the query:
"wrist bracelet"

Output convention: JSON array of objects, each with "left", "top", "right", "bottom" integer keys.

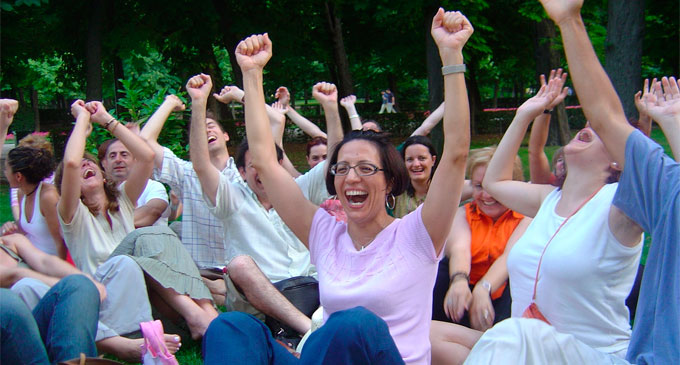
[
  {"left": 108, "top": 120, "right": 120, "bottom": 132},
  {"left": 104, "top": 118, "right": 116, "bottom": 129},
  {"left": 442, "top": 64, "right": 466, "bottom": 76},
  {"left": 450, "top": 271, "right": 470, "bottom": 284},
  {"left": 543, "top": 109, "right": 553, "bottom": 114},
  {"left": 348, "top": 114, "right": 359, "bottom": 119}
]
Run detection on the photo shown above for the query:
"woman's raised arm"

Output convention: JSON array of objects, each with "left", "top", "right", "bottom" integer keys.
[
  {"left": 86, "top": 101, "right": 155, "bottom": 205},
  {"left": 57, "top": 100, "right": 91, "bottom": 224},
  {"left": 482, "top": 80, "right": 562, "bottom": 217},
  {"left": 422, "top": 9, "right": 473, "bottom": 255},
  {"left": 237, "top": 34, "right": 318, "bottom": 247}
]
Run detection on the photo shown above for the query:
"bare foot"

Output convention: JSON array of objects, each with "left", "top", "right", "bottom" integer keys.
[
  {"left": 164, "top": 334, "right": 182, "bottom": 354},
  {"left": 97, "top": 334, "right": 181, "bottom": 362}
]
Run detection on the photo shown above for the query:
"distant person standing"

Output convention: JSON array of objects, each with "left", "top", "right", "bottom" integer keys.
[{"left": 379, "top": 89, "right": 396, "bottom": 114}]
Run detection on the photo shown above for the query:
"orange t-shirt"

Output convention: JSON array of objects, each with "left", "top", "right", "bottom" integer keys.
[{"left": 465, "top": 202, "right": 523, "bottom": 300}]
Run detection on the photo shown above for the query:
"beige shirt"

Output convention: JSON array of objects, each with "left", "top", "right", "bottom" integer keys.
[{"left": 59, "top": 183, "right": 135, "bottom": 276}]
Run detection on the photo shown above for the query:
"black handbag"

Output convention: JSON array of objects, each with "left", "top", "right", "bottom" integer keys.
[{"left": 265, "top": 276, "right": 320, "bottom": 348}]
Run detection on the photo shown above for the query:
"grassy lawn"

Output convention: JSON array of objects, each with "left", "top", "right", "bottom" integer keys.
[{"left": 0, "top": 127, "right": 669, "bottom": 364}]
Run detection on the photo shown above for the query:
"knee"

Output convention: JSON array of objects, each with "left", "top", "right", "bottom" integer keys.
[
  {"left": 326, "top": 306, "right": 390, "bottom": 337},
  {"left": 206, "top": 312, "right": 267, "bottom": 338},
  {"left": 99, "top": 256, "right": 143, "bottom": 280},
  {"left": 57, "top": 275, "right": 99, "bottom": 303},
  {"left": 226, "top": 255, "right": 257, "bottom": 283}
]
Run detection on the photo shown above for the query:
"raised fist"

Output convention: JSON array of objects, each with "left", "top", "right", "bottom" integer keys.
[
  {"left": 84, "top": 101, "right": 113, "bottom": 126},
  {"left": 165, "top": 94, "right": 186, "bottom": 112},
  {"left": 340, "top": 95, "right": 357, "bottom": 109},
  {"left": 431, "top": 8, "right": 473, "bottom": 53},
  {"left": 70, "top": 99, "right": 89, "bottom": 119},
  {"left": 312, "top": 82, "right": 338, "bottom": 108},
  {"left": 186, "top": 74, "right": 213, "bottom": 102},
  {"left": 275, "top": 86, "right": 290, "bottom": 108},
  {"left": 235, "top": 33, "right": 272, "bottom": 72}
]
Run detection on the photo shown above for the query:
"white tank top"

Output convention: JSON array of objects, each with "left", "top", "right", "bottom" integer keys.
[
  {"left": 20, "top": 182, "right": 59, "bottom": 256},
  {"left": 507, "top": 183, "right": 641, "bottom": 355}
]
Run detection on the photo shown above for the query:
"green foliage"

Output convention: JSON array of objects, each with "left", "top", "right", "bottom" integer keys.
[{"left": 0, "top": 0, "right": 47, "bottom": 11}]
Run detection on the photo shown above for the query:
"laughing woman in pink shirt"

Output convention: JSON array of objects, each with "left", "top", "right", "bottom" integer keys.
[{"left": 203, "top": 8, "right": 472, "bottom": 365}]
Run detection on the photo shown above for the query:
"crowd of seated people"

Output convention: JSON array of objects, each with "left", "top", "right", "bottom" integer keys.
[{"left": 1, "top": 2, "right": 678, "bottom": 364}]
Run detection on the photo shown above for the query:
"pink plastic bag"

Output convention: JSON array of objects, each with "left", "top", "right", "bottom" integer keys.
[{"left": 140, "top": 320, "right": 178, "bottom": 365}]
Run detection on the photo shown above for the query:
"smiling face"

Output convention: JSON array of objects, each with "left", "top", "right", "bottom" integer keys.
[
  {"left": 80, "top": 158, "right": 105, "bottom": 193},
  {"left": 471, "top": 164, "right": 509, "bottom": 221},
  {"left": 100, "top": 140, "right": 133, "bottom": 182},
  {"left": 404, "top": 144, "right": 436, "bottom": 185},
  {"left": 307, "top": 144, "right": 327, "bottom": 168},
  {"left": 206, "top": 118, "right": 229, "bottom": 155},
  {"left": 334, "top": 140, "right": 390, "bottom": 225},
  {"left": 239, "top": 150, "right": 267, "bottom": 199},
  {"left": 563, "top": 125, "right": 612, "bottom": 170}
]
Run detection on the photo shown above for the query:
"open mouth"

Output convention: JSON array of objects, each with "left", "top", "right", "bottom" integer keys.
[
  {"left": 207, "top": 135, "right": 217, "bottom": 143},
  {"left": 577, "top": 130, "right": 592, "bottom": 143},
  {"left": 83, "top": 169, "right": 96, "bottom": 179},
  {"left": 345, "top": 190, "right": 368, "bottom": 207},
  {"left": 481, "top": 200, "right": 497, "bottom": 206}
]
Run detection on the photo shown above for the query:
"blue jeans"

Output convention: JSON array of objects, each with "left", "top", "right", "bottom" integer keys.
[
  {"left": 1, "top": 275, "right": 100, "bottom": 364},
  {"left": 203, "top": 306, "right": 404, "bottom": 365}
]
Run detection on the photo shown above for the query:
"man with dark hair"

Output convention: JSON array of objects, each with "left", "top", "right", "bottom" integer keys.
[
  {"left": 141, "top": 94, "right": 238, "bottom": 305},
  {"left": 186, "top": 73, "right": 334, "bottom": 339},
  {"left": 97, "top": 135, "right": 170, "bottom": 228}
]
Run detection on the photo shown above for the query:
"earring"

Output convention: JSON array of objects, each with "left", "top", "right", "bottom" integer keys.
[
  {"left": 385, "top": 193, "right": 396, "bottom": 210},
  {"left": 612, "top": 162, "right": 619, "bottom": 169}
]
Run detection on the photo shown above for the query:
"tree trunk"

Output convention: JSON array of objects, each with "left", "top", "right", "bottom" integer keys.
[
  {"left": 211, "top": 0, "right": 244, "bottom": 88},
  {"left": 605, "top": 0, "right": 644, "bottom": 121},
  {"left": 324, "top": 1, "right": 354, "bottom": 130},
  {"left": 533, "top": 18, "right": 570, "bottom": 145},
  {"left": 31, "top": 88, "right": 40, "bottom": 132},
  {"left": 467, "top": 59, "right": 483, "bottom": 136},
  {"left": 85, "top": 0, "right": 104, "bottom": 101}
]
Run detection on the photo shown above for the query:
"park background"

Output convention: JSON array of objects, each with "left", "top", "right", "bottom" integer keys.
[{"left": 0, "top": 0, "right": 678, "bottom": 363}]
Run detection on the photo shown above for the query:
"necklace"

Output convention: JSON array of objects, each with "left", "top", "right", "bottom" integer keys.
[{"left": 25, "top": 183, "right": 39, "bottom": 197}]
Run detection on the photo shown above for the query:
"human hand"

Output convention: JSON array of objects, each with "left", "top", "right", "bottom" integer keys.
[
  {"left": 84, "top": 101, "right": 114, "bottom": 127},
  {"left": 645, "top": 76, "right": 680, "bottom": 127},
  {"left": 0, "top": 99, "right": 19, "bottom": 129},
  {"left": 634, "top": 78, "right": 653, "bottom": 136},
  {"left": 340, "top": 95, "right": 357, "bottom": 109},
  {"left": 543, "top": 69, "right": 569, "bottom": 110},
  {"left": 539, "top": 0, "right": 584, "bottom": 25},
  {"left": 469, "top": 285, "right": 494, "bottom": 331},
  {"left": 1, "top": 221, "right": 19, "bottom": 236},
  {"left": 431, "top": 8, "right": 473, "bottom": 62},
  {"left": 85, "top": 274, "right": 107, "bottom": 302},
  {"left": 312, "top": 82, "right": 338, "bottom": 108},
  {"left": 186, "top": 74, "right": 213, "bottom": 102},
  {"left": 165, "top": 94, "right": 186, "bottom": 112},
  {"left": 271, "top": 101, "right": 289, "bottom": 115},
  {"left": 70, "top": 99, "right": 89, "bottom": 119},
  {"left": 275, "top": 86, "right": 291, "bottom": 108},
  {"left": 213, "top": 85, "right": 245, "bottom": 104},
  {"left": 444, "top": 280, "right": 472, "bottom": 322},
  {"left": 235, "top": 33, "right": 272, "bottom": 72},
  {"left": 516, "top": 76, "right": 561, "bottom": 118}
]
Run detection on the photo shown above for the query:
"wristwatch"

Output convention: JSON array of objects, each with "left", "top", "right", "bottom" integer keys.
[{"left": 481, "top": 280, "right": 492, "bottom": 294}]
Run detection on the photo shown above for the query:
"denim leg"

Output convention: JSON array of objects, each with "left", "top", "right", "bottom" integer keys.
[
  {"left": 203, "top": 312, "right": 299, "bottom": 365},
  {"left": 0, "top": 288, "right": 50, "bottom": 365},
  {"left": 32, "top": 275, "right": 100, "bottom": 363},
  {"left": 300, "top": 306, "right": 404, "bottom": 365}
]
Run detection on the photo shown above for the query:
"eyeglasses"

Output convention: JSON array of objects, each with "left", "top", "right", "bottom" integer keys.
[{"left": 330, "top": 162, "right": 384, "bottom": 176}]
